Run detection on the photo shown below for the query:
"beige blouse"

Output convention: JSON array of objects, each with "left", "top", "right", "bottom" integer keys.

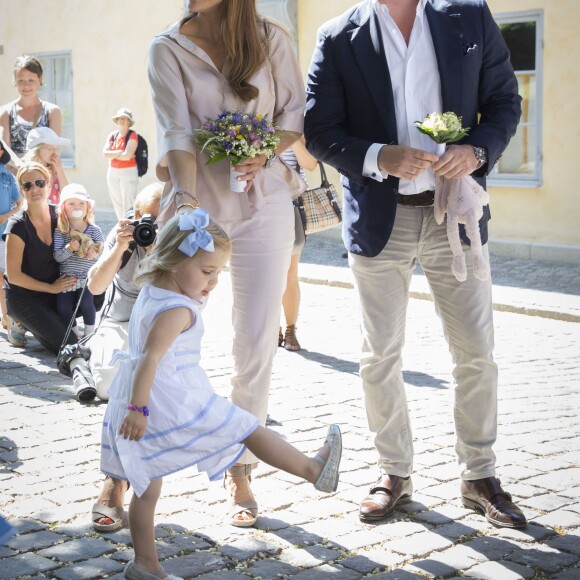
[{"left": 148, "top": 20, "right": 307, "bottom": 223}]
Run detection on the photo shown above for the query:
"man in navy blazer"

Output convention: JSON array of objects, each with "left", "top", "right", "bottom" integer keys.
[{"left": 305, "top": 0, "right": 526, "bottom": 528}]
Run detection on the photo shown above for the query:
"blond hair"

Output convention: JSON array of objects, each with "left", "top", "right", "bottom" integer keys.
[
  {"left": 134, "top": 182, "right": 163, "bottom": 219},
  {"left": 16, "top": 161, "right": 51, "bottom": 188},
  {"left": 182, "top": 1, "right": 277, "bottom": 102},
  {"left": 135, "top": 213, "right": 231, "bottom": 287}
]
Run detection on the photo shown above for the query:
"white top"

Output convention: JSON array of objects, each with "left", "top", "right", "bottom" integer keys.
[{"left": 363, "top": 0, "right": 445, "bottom": 194}]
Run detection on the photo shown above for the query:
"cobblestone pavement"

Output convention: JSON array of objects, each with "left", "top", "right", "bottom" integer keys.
[{"left": 1, "top": 213, "right": 579, "bottom": 579}]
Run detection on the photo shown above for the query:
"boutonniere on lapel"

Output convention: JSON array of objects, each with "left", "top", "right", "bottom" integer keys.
[
  {"left": 463, "top": 42, "right": 479, "bottom": 57},
  {"left": 415, "top": 112, "right": 490, "bottom": 282}
]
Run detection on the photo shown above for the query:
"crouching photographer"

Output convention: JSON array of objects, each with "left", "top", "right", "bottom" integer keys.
[{"left": 85, "top": 182, "right": 161, "bottom": 401}]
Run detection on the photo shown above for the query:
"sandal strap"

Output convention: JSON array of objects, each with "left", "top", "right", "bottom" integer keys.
[
  {"left": 313, "top": 454, "right": 326, "bottom": 466},
  {"left": 227, "top": 463, "right": 256, "bottom": 477}
]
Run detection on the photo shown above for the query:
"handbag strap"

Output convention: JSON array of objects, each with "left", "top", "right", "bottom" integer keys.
[{"left": 318, "top": 162, "right": 330, "bottom": 188}]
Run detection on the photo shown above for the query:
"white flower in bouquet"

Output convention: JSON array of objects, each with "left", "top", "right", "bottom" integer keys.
[{"left": 414, "top": 112, "right": 470, "bottom": 144}]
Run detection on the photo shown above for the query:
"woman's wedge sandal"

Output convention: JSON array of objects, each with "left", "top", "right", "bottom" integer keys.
[
  {"left": 92, "top": 503, "right": 124, "bottom": 532},
  {"left": 313, "top": 424, "right": 342, "bottom": 493},
  {"left": 225, "top": 464, "right": 258, "bottom": 528}
]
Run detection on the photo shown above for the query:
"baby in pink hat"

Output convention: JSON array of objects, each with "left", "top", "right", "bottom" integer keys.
[{"left": 54, "top": 183, "right": 105, "bottom": 338}]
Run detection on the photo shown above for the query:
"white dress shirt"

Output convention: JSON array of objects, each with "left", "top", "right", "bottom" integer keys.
[{"left": 363, "top": 0, "right": 445, "bottom": 194}]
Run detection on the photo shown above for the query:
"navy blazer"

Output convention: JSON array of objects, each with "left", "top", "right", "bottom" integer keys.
[{"left": 304, "top": 0, "right": 521, "bottom": 257}]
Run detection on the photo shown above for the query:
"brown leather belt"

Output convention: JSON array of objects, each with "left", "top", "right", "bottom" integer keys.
[{"left": 396, "top": 190, "right": 435, "bottom": 207}]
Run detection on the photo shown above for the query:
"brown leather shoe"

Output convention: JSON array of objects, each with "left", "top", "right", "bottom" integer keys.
[
  {"left": 461, "top": 477, "right": 527, "bottom": 529},
  {"left": 359, "top": 475, "right": 413, "bottom": 523}
]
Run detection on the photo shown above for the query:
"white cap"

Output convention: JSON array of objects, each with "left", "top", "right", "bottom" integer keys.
[
  {"left": 59, "top": 183, "right": 95, "bottom": 209},
  {"left": 112, "top": 107, "right": 134, "bottom": 126},
  {"left": 26, "top": 127, "right": 70, "bottom": 150}
]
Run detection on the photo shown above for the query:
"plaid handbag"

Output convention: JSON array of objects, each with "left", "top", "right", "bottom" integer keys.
[{"left": 294, "top": 162, "right": 342, "bottom": 235}]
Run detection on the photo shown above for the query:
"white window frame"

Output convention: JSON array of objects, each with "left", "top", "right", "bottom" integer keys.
[
  {"left": 489, "top": 10, "right": 543, "bottom": 188},
  {"left": 34, "top": 50, "right": 75, "bottom": 168}
]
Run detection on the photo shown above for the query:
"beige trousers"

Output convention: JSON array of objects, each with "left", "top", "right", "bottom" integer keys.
[
  {"left": 349, "top": 205, "right": 498, "bottom": 480},
  {"left": 107, "top": 166, "right": 139, "bottom": 220},
  {"left": 222, "top": 193, "right": 294, "bottom": 465}
]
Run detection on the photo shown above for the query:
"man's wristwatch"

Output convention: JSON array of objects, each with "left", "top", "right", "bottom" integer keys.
[
  {"left": 472, "top": 146, "right": 487, "bottom": 170},
  {"left": 264, "top": 154, "right": 277, "bottom": 168}
]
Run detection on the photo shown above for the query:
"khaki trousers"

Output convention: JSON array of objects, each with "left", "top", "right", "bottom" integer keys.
[{"left": 349, "top": 205, "right": 498, "bottom": 480}]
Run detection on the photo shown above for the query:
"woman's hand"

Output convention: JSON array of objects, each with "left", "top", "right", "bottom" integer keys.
[
  {"left": 119, "top": 411, "right": 148, "bottom": 441},
  {"left": 233, "top": 154, "right": 268, "bottom": 192},
  {"left": 51, "top": 274, "right": 77, "bottom": 294}
]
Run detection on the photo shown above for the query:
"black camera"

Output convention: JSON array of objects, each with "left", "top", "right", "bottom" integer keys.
[
  {"left": 132, "top": 213, "right": 158, "bottom": 247},
  {"left": 56, "top": 343, "right": 96, "bottom": 403}
]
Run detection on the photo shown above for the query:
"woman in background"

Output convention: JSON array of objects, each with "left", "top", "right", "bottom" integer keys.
[
  {"left": 0, "top": 55, "right": 62, "bottom": 160},
  {"left": 279, "top": 137, "right": 318, "bottom": 351},
  {"left": 2, "top": 162, "right": 76, "bottom": 353},
  {"left": 103, "top": 108, "right": 139, "bottom": 219}
]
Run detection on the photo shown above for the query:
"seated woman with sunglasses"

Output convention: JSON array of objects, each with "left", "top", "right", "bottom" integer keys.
[{"left": 2, "top": 161, "right": 78, "bottom": 352}]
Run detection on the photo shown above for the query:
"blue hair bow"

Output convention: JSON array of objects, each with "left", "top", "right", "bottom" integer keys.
[{"left": 177, "top": 208, "right": 215, "bottom": 256}]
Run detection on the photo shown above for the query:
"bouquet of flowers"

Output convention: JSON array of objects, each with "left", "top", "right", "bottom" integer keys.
[
  {"left": 194, "top": 110, "right": 281, "bottom": 192},
  {"left": 414, "top": 111, "right": 469, "bottom": 144}
]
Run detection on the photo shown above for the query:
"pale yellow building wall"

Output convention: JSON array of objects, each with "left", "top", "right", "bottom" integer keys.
[{"left": 486, "top": 0, "right": 580, "bottom": 245}]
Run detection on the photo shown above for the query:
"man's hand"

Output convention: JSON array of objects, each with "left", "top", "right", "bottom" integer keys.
[
  {"left": 113, "top": 220, "right": 135, "bottom": 253},
  {"left": 433, "top": 144, "right": 479, "bottom": 179},
  {"left": 378, "top": 145, "right": 439, "bottom": 180}
]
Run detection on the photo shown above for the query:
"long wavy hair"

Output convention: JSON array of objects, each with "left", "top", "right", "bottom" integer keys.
[{"left": 182, "top": 0, "right": 269, "bottom": 102}]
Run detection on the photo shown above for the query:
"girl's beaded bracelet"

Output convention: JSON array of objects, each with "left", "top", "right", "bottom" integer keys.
[{"left": 127, "top": 404, "right": 150, "bottom": 417}]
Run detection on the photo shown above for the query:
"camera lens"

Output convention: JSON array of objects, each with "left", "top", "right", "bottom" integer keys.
[
  {"left": 132, "top": 214, "right": 157, "bottom": 247},
  {"left": 133, "top": 224, "right": 156, "bottom": 247}
]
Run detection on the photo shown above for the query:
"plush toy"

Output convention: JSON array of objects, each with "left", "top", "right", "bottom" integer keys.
[
  {"left": 434, "top": 175, "right": 490, "bottom": 282},
  {"left": 69, "top": 229, "right": 103, "bottom": 260}
]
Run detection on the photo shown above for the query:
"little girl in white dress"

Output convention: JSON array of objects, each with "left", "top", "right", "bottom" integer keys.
[{"left": 100, "top": 209, "right": 342, "bottom": 580}]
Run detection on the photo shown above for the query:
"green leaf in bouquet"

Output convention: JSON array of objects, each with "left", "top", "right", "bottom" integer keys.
[{"left": 205, "top": 152, "right": 228, "bottom": 165}]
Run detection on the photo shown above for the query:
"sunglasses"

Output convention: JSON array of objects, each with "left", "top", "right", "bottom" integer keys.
[{"left": 21, "top": 179, "right": 47, "bottom": 191}]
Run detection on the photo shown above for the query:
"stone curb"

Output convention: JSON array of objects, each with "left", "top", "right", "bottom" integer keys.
[{"left": 298, "top": 265, "right": 580, "bottom": 324}]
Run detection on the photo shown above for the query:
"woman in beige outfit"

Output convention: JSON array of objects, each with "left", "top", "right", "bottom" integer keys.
[{"left": 93, "top": 0, "right": 306, "bottom": 532}]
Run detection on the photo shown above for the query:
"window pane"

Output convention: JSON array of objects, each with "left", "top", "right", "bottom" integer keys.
[
  {"left": 36, "top": 52, "right": 74, "bottom": 165},
  {"left": 500, "top": 21, "right": 536, "bottom": 71},
  {"left": 497, "top": 123, "right": 536, "bottom": 175},
  {"left": 257, "top": 0, "right": 298, "bottom": 45},
  {"left": 492, "top": 16, "right": 540, "bottom": 183}
]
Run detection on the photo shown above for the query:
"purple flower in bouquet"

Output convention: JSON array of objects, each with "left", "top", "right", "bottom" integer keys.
[{"left": 194, "top": 110, "right": 283, "bottom": 166}]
